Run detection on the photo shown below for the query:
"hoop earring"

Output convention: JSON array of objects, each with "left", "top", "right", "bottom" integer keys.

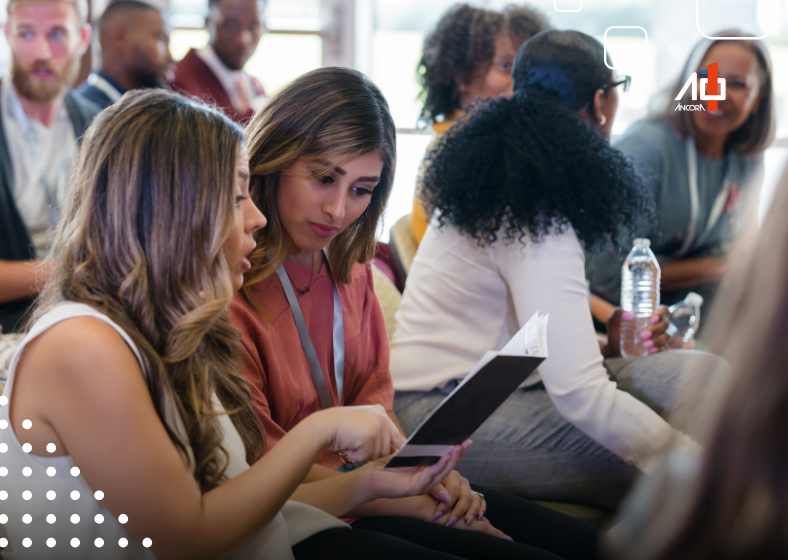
[{"left": 598, "top": 114, "right": 607, "bottom": 126}]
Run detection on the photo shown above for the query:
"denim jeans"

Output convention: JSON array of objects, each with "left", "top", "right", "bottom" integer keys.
[{"left": 393, "top": 350, "right": 722, "bottom": 510}]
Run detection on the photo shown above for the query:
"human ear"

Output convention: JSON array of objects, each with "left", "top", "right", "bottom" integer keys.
[
  {"left": 109, "top": 24, "right": 126, "bottom": 50},
  {"left": 591, "top": 89, "right": 606, "bottom": 125},
  {"left": 79, "top": 23, "right": 92, "bottom": 55}
]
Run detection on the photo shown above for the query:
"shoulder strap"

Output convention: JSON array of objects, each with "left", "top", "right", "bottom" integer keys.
[
  {"left": 276, "top": 266, "right": 334, "bottom": 409},
  {"left": 275, "top": 249, "right": 344, "bottom": 409},
  {"left": 678, "top": 138, "right": 734, "bottom": 258}
]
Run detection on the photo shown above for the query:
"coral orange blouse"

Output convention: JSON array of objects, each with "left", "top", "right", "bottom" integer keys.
[{"left": 230, "top": 260, "right": 394, "bottom": 469}]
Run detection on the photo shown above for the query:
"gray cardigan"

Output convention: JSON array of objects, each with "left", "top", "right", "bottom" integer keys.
[
  {"left": 0, "top": 89, "right": 100, "bottom": 332},
  {"left": 585, "top": 117, "right": 764, "bottom": 307}
]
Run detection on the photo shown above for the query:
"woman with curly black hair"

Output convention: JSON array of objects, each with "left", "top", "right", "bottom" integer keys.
[
  {"left": 390, "top": 30, "right": 725, "bottom": 509},
  {"left": 418, "top": 3, "right": 550, "bottom": 125},
  {"left": 408, "top": 3, "right": 550, "bottom": 247}
]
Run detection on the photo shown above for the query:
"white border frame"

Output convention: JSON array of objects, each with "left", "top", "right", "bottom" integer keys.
[
  {"left": 603, "top": 26, "right": 648, "bottom": 71},
  {"left": 554, "top": 0, "right": 582, "bottom": 13},
  {"left": 696, "top": 0, "right": 768, "bottom": 40}
]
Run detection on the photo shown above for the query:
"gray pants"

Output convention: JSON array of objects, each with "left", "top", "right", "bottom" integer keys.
[{"left": 394, "top": 350, "right": 723, "bottom": 510}]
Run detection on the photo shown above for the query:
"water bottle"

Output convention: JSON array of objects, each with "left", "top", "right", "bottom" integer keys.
[
  {"left": 620, "top": 238, "right": 661, "bottom": 358},
  {"left": 667, "top": 292, "right": 703, "bottom": 346}
]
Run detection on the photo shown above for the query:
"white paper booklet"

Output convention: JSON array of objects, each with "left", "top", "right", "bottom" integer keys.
[
  {"left": 451, "top": 311, "right": 549, "bottom": 393},
  {"left": 385, "top": 312, "right": 549, "bottom": 468},
  {"left": 502, "top": 312, "right": 549, "bottom": 357}
]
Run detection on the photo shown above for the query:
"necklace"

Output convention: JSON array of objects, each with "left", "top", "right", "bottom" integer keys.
[{"left": 295, "top": 252, "right": 315, "bottom": 296}]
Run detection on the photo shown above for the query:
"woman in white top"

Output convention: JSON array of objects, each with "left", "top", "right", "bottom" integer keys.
[
  {"left": 390, "top": 30, "right": 725, "bottom": 510},
  {"left": 0, "top": 90, "right": 468, "bottom": 560}
]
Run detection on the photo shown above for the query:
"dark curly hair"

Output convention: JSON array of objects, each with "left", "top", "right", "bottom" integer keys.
[
  {"left": 418, "top": 3, "right": 550, "bottom": 123},
  {"left": 422, "top": 90, "right": 650, "bottom": 252},
  {"left": 422, "top": 29, "right": 652, "bottom": 252}
]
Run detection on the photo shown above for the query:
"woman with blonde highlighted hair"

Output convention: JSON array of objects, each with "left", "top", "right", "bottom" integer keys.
[
  {"left": 0, "top": 89, "right": 469, "bottom": 560},
  {"left": 231, "top": 66, "right": 604, "bottom": 560}
]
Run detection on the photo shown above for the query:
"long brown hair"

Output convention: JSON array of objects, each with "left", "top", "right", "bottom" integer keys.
[
  {"left": 242, "top": 66, "right": 396, "bottom": 297},
  {"left": 636, "top": 166, "right": 788, "bottom": 559},
  {"left": 34, "top": 90, "right": 265, "bottom": 492},
  {"left": 663, "top": 30, "right": 775, "bottom": 157}
]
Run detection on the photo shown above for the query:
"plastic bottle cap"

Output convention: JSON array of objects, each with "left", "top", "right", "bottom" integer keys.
[
  {"left": 686, "top": 292, "right": 704, "bottom": 306},
  {"left": 634, "top": 238, "right": 651, "bottom": 248}
]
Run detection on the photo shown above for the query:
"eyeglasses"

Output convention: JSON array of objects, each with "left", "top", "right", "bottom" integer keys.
[{"left": 602, "top": 76, "right": 632, "bottom": 93}]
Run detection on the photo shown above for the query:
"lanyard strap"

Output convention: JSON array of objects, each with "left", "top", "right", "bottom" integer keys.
[
  {"left": 677, "top": 138, "right": 733, "bottom": 258},
  {"left": 87, "top": 73, "right": 123, "bottom": 103},
  {"left": 275, "top": 250, "right": 344, "bottom": 408}
]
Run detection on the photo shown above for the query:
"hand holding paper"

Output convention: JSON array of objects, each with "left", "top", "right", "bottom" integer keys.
[{"left": 361, "top": 441, "right": 471, "bottom": 500}]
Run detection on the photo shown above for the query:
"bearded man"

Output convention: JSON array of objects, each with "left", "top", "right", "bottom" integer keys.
[
  {"left": 0, "top": 0, "right": 100, "bottom": 333},
  {"left": 77, "top": 0, "right": 175, "bottom": 109}
]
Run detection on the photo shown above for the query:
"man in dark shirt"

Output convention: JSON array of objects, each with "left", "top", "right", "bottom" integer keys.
[{"left": 77, "top": 0, "right": 174, "bottom": 108}]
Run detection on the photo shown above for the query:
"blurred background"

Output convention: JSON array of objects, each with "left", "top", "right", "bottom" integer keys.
[{"left": 1, "top": 0, "right": 785, "bottom": 238}]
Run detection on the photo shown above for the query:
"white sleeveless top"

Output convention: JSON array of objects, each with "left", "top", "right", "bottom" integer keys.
[{"left": 0, "top": 303, "right": 346, "bottom": 559}]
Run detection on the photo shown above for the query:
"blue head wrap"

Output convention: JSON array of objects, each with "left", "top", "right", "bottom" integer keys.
[
  {"left": 511, "top": 30, "right": 610, "bottom": 112},
  {"left": 513, "top": 64, "right": 578, "bottom": 109}
]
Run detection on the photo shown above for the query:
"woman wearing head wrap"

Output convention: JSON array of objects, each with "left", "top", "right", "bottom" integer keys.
[{"left": 390, "top": 30, "right": 725, "bottom": 509}]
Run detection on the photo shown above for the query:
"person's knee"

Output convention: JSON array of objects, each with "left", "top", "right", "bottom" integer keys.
[
  {"left": 614, "top": 349, "right": 728, "bottom": 386},
  {"left": 667, "top": 349, "right": 731, "bottom": 384},
  {"left": 667, "top": 351, "right": 732, "bottom": 439}
]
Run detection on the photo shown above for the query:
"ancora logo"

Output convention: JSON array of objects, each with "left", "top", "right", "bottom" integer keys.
[{"left": 674, "top": 61, "right": 725, "bottom": 112}]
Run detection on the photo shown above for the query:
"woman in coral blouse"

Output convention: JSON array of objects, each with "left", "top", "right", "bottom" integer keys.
[{"left": 230, "top": 66, "right": 603, "bottom": 560}]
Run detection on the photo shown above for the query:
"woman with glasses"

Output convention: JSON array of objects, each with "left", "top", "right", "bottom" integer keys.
[
  {"left": 409, "top": 3, "right": 551, "bottom": 248},
  {"left": 586, "top": 31, "right": 775, "bottom": 331},
  {"left": 604, "top": 76, "right": 631, "bottom": 99},
  {"left": 389, "top": 30, "right": 724, "bottom": 509}
]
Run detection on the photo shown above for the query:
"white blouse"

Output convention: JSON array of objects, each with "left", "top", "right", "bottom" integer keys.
[
  {"left": 0, "top": 303, "right": 344, "bottom": 559},
  {"left": 390, "top": 223, "right": 691, "bottom": 471}
]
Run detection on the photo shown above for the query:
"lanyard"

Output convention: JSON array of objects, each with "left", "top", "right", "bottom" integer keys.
[
  {"left": 275, "top": 250, "right": 344, "bottom": 409},
  {"left": 676, "top": 138, "right": 733, "bottom": 258},
  {"left": 86, "top": 73, "right": 122, "bottom": 103},
  {"left": 6, "top": 85, "right": 70, "bottom": 229}
]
